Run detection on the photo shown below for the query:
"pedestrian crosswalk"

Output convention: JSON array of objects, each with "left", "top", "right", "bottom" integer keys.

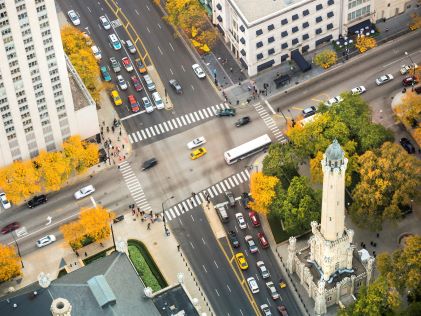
[
  {"left": 118, "top": 161, "right": 152, "bottom": 212},
  {"left": 254, "top": 103, "right": 288, "bottom": 143},
  {"left": 165, "top": 169, "right": 251, "bottom": 221},
  {"left": 128, "top": 103, "right": 231, "bottom": 144}
]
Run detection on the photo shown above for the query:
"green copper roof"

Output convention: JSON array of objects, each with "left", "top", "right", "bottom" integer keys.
[{"left": 325, "top": 139, "right": 344, "bottom": 161}]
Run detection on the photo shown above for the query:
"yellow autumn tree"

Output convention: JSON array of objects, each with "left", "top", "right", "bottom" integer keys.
[
  {"left": 249, "top": 172, "right": 279, "bottom": 215},
  {"left": 80, "top": 206, "right": 115, "bottom": 242},
  {"left": 394, "top": 92, "right": 421, "bottom": 128},
  {"left": 409, "top": 13, "right": 421, "bottom": 30},
  {"left": 313, "top": 49, "right": 337, "bottom": 69},
  {"left": 62, "top": 136, "right": 99, "bottom": 175},
  {"left": 60, "top": 221, "right": 86, "bottom": 250},
  {"left": 0, "top": 160, "right": 41, "bottom": 204},
  {"left": 355, "top": 35, "right": 377, "bottom": 53},
  {"left": 0, "top": 243, "right": 22, "bottom": 282},
  {"left": 34, "top": 151, "right": 72, "bottom": 192},
  {"left": 61, "top": 26, "right": 91, "bottom": 55}
]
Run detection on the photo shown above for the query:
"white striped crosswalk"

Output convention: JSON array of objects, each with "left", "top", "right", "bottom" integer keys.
[
  {"left": 118, "top": 161, "right": 152, "bottom": 212},
  {"left": 164, "top": 169, "right": 251, "bottom": 221},
  {"left": 128, "top": 103, "right": 230, "bottom": 144},
  {"left": 254, "top": 103, "right": 288, "bottom": 143}
]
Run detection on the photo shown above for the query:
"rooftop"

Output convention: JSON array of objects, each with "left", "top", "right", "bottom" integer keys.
[{"left": 153, "top": 284, "right": 199, "bottom": 316}]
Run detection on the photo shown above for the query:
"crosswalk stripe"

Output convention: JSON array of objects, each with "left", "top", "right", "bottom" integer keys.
[
  {"left": 178, "top": 204, "right": 185, "bottom": 213},
  {"left": 136, "top": 131, "right": 142, "bottom": 140},
  {"left": 220, "top": 181, "right": 227, "bottom": 191},
  {"left": 171, "top": 119, "right": 178, "bottom": 128},
  {"left": 128, "top": 134, "right": 134, "bottom": 144},
  {"left": 165, "top": 211, "right": 173, "bottom": 221},
  {"left": 182, "top": 201, "right": 188, "bottom": 211},
  {"left": 223, "top": 179, "right": 231, "bottom": 189},
  {"left": 198, "top": 192, "right": 205, "bottom": 202},
  {"left": 181, "top": 116, "right": 187, "bottom": 125},
  {"left": 173, "top": 206, "right": 180, "bottom": 216},
  {"left": 211, "top": 186, "right": 218, "bottom": 195},
  {"left": 215, "top": 183, "right": 222, "bottom": 193},
  {"left": 169, "top": 208, "right": 176, "bottom": 218},
  {"left": 189, "top": 113, "right": 196, "bottom": 123},
  {"left": 163, "top": 122, "right": 169, "bottom": 131},
  {"left": 146, "top": 128, "right": 152, "bottom": 137},
  {"left": 215, "top": 104, "right": 222, "bottom": 110},
  {"left": 134, "top": 196, "right": 147, "bottom": 203},
  {"left": 240, "top": 171, "right": 248, "bottom": 181},
  {"left": 207, "top": 188, "right": 214, "bottom": 198},
  {"left": 232, "top": 175, "right": 239, "bottom": 185},
  {"left": 154, "top": 125, "right": 160, "bottom": 134},
  {"left": 228, "top": 177, "right": 235, "bottom": 187},
  {"left": 158, "top": 124, "right": 165, "bottom": 133},
  {"left": 167, "top": 120, "right": 174, "bottom": 130},
  {"left": 185, "top": 114, "right": 191, "bottom": 124},
  {"left": 207, "top": 107, "right": 214, "bottom": 116},
  {"left": 141, "top": 130, "right": 147, "bottom": 139},
  {"left": 200, "top": 110, "right": 207, "bottom": 119},
  {"left": 194, "top": 111, "right": 200, "bottom": 121},
  {"left": 132, "top": 133, "right": 138, "bottom": 142},
  {"left": 245, "top": 169, "right": 250, "bottom": 177},
  {"left": 194, "top": 195, "right": 201, "bottom": 204},
  {"left": 176, "top": 117, "right": 182, "bottom": 126},
  {"left": 210, "top": 105, "right": 217, "bottom": 114},
  {"left": 190, "top": 197, "right": 197, "bottom": 207}
]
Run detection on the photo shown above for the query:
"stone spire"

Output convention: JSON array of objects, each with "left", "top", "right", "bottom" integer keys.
[{"left": 320, "top": 139, "right": 348, "bottom": 241}]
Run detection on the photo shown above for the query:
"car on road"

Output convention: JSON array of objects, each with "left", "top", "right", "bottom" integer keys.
[
  {"left": 125, "top": 40, "right": 136, "bottom": 54},
  {"left": 99, "top": 16, "right": 111, "bottom": 30},
  {"left": 258, "top": 232, "right": 269, "bottom": 248},
  {"left": 1, "top": 222, "right": 20, "bottom": 234},
  {"left": 100, "top": 66, "right": 111, "bottom": 82},
  {"left": 74, "top": 185, "right": 95, "bottom": 200},
  {"left": 235, "top": 252, "right": 248, "bottom": 270},
  {"left": 248, "top": 211, "right": 260, "bottom": 227},
  {"left": 402, "top": 76, "right": 418, "bottom": 87},
  {"left": 245, "top": 235, "right": 258, "bottom": 253},
  {"left": 277, "top": 305, "right": 288, "bottom": 316},
  {"left": 192, "top": 64, "right": 206, "bottom": 79},
  {"left": 67, "top": 10, "right": 80, "bottom": 26},
  {"left": 225, "top": 191, "right": 235, "bottom": 207},
  {"left": 36, "top": 235, "right": 56, "bottom": 248},
  {"left": 27, "top": 195, "right": 47, "bottom": 208},
  {"left": 216, "top": 108, "right": 236, "bottom": 117},
  {"left": 116, "top": 75, "right": 128, "bottom": 90},
  {"left": 241, "top": 192, "right": 251, "bottom": 209},
  {"left": 324, "top": 95, "right": 343, "bottom": 106},
  {"left": 260, "top": 304, "right": 272, "bottom": 316},
  {"left": 108, "top": 34, "right": 121, "bottom": 50},
  {"left": 135, "top": 59, "right": 147, "bottom": 74},
  {"left": 266, "top": 281, "right": 280, "bottom": 300},
  {"left": 109, "top": 57, "right": 121, "bottom": 73},
  {"left": 152, "top": 92, "right": 165, "bottom": 110},
  {"left": 143, "top": 74, "right": 155, "bottom": 91},
  {"left": 351, "top": 86, "right": 366, "bottom": 95},
  {"left": 279, "top": 278, "right": 287, "bottom": 288},
  {"left": 257, "top": 261, "right": 270, "bottom": 279},
  {"left": 91, "top": 45, "right": 102, "bottom": 60},
  {"left": 0, "top": 192, "right": 11, "bottom": 209},
  {"left": 400, "top": 137, "right": 415, "bottom": 154},
  {"left": 247, "top": 277, "right": 259, "bottom": 294},
  {"left": 142, "top": 97, "right": 154, "bottom": 113},
  {"left": 228, "top": 230, "right": 239, "bottom": 248},
  {"left": 400, "top": 64, "right": 418, "bottom": 75},
  {"left": 235, "top": 116, "right": 250, "bottom": 127},
  {"left": 142, "top": 158, "right": 157, "bottom": 170},
  {"left": 216, "top": 205, "right": 229, "bottom": 222},
  {"left": 187, "top": 136, "right": 206, "bottom": 149},
  {"left": 128, "top": 95, "right": 140, "bottom": 113},
  {"left": 131, "top": 75, "right": 143, "bottom": 92},
  {"left": 235, "top": 213, "right": 247, "bottom": 229},
  {"left": 376, "top": 74, "right": 394, "bottom": 85},
  {"left": 169, "top": 79, "right": 182, "bottom": 94},
  {"left": 302, "top": 106, "right": 317, "bottom": 118},
  {"left": 122, "top": 57, "right": 133, "bottom": 72},
  {"left": 190, "top": 147, "right": 207, "bottom": 160},
  {"left": 111, "top": 90, "right": 122, "bottom": 106}
]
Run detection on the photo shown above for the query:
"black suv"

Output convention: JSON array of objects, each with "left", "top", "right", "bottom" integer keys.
[
  {"left": 241, "top": 192, "right": 252, "bottom": 209},
  {"left": 142, "top": 158, "right": 158, "bottom": 170},
  {"left": 228, "top": 230, "right": 239, "bottom": 248},
  {"left": 27, "top": 195, "right": 47, "bottom": 208},
  {"left": 169, "top": 79, "right": 182, "bottom": 94},
  {"left": 400, "top": 138, "right": 415, "bottom": 154},
  {"left": 235, "top": 116, "right": 250, "bottom": 127}
]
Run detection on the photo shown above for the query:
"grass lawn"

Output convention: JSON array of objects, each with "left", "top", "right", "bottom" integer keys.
[{"left": 268, "top": 216, "right": 291, "bottom": 244}]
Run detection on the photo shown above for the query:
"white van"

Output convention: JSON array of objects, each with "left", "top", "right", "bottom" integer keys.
[
  {"left": 108, "top": 34, "right": 121, "bottom": 50},
  {"left": 143, "top": 74, "right": 156, "bottom": 91},
  {"left": 152, "top": 92, "right": 165, "bottom": 110},
  {"left": 126, "top": 40, "right": 136, "bottom": 54},
  {"left": 91, "top": 45, "right": 102, "bottom": 60}
]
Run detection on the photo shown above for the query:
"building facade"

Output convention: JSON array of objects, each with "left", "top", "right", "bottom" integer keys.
[
  {"left": 287, "top": 140, "right": 375, "bottom": 315},
  {"left": 212, "top": 0, "right": 409, "bottom": 76},
  {"left": 0, "top": 0, "right": 79, "bottom": 166}
]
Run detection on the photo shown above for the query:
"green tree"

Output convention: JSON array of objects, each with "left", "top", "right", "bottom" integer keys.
[
  {"left": 313, "top": 49, "right": 337, "bottom": 69},
  {"left": 357, "top": 123, "right": 394, "bottom": 153},
  {"left": 351, "top": 142, "right": 421, "bottom": 230}
]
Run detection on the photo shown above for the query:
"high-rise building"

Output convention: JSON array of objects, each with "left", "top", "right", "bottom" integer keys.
[{"left": 0, "top": 0, "right": 79, "bottom": 166}]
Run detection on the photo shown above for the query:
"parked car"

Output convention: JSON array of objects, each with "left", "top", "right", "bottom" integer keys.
[
  {"left": 235, "top": 213, "right": 247, "bottom": 229},
  {"left": 279, "top": 278, "right": 287, "bottom": 288},
  {"left": 324, "top": 95, "right": 343, "bottom": 106},
  {"left": 169, "top": 79, "right": 182, "bottom": 94},
  {"left": 0, "top": 192, "right": 11, "bottom": 209},
  {"left": 111, "top": 90, "right": 122, "bottom": 106},
  {"left": 235, "top": 116, "right": 251, "bottom": 127},
  {"left": 351, "top": 86, "right": 366, "bottom": 95},
  {"left": 241, "top": 192, "right": 251, "bottom": 209},
  {"left": 91, "top": 45, "right": 102, "bottom": 60},
  {"left": 248, "top": 211, "right": 260, "bottom": 227},
  {"left": 74, "top": 185, "right": 95, "bottom": 200},
  {"left": 67, "top": 10, "right": 80, "bottom": 26},
  {"left": 100, "top": 66, "right": 111, "bottom": 82},
  {"left": 261, "top": 304, "right": 272, "bottom": 316},
  {"left": 257, "top": 261, "right": 270, "bottom": 279},
  {"left": 216, "top": 108, "right": 236, "bottom": 117},
  {"left": 142, "top": 158, "right": 157, "bottom": 170},
  {"left": 277, "top": 305, "right": 288, "bottom": 316},
  {"left": 247, "top": 277, "right": 259, "bottom": 294},
  {"left": 135, "top": 58, "right": 147, "bottom": 74},
  {"left": 130, "top": 75, "right": 143, "bottom": 92},
  {"left": 376, "top": 74, "right": 394, "bottom": 85},
  {"left": 117, "top": 75, "right": 128, "bottom": 90},
  {"left": 190, "top": 147, "right": 207, "bottom": 160},
  {"left": 152, "top": 92, "right": 165, "bottom": 110},
  {"left": 142, "top": 97, "right": 154, "bottom": 113},
  {"left": 192, "top": 64, "right": 206, "bottom": 78},
  {"left": 187, "top": 136, "right": 206, "bottom": 149},
  {"left": 122, "top": 57, "right": 133, "bottom": 72},
  {"left": 228, "top": 230, "right": 240, "bottom": 248},
  {"left": 235, "top": 252, "right": 248, "bottom": 270},
  {"left": 99, "top": 16, "right": 111, "bottom": 30},
  {"left": 27, "top": 195, "right": 47, "bottom": 208},
  {"left": 143, "top": 74, "right": 155, "bottom": 91},
  {"left": 225, "top": 191, "right": 235, "bottom": 207},
  {"left": 128, "top": 95, "right": 140, "bottom": 113},
  {"left": 400, "top": 137, "right": 415, "bottom": 154},
  {"left": 258, "top": 232, "right": 270, "bottom": 249},
  {"left": 400, "top": 64, "right": 418, "bottom": 75},
  {"left": 302, "top": 106, "right": 316, "bottom": 118},
  {"left": 125, "top": 40, "right": 136, "bottom": 54},
  {"left": 245, "top": 235, "right": 258, "bottom": 253},
  {"left": 36, "top": 235, "right": 56, "bottom": 248},
  {"left": 109, "top": 57, "right": 121, "bottom": 73},
  {"left": 1, "top": 222, "right": 20, "bottom": 234},
  {"left": 266, "top": 281, "right": 280, "bottom": 300},
  {"left": 402, "top": 76, "right": 418, "bottom": 87}
]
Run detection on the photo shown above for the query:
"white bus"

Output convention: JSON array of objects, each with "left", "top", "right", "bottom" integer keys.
[{"left": 224, "top": 134, "right": 272, "bottom": 165}]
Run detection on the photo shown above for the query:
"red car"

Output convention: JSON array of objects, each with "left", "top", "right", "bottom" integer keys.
[
  {"left": 128, "top": 95, "right": 140, "bottom": 113},
  {"left": 258, "top": 232, "right": 269, "bottom": 249},
  {"left": 1, "top": 222, "right": 20, "bottom": 234},
  {"left": 131, "top": 75, "right": 143, "bottom": 92},
  {"left": 248, "top": 211, "right": 260, "bottom": 227},
  {"left": 402, "top": 76, "right": 418, "bottom": 87}
]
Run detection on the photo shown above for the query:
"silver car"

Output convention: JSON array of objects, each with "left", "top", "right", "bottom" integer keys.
[
  {"left": 74, "top": 185, "right": 95, "bottom": 200},
  {"left": 99, "top": 16, "right": 111, "bottom": 30},
  {"left": 375, "top": 74, "right": 394, "bottom": 85},
  {"left": 67, "top": 10, "right": 80, "bottom": 26},
  {"left": 117, "top": 75, "right": 128, "bottom": 90},
  {"left": 36, "top": 235, "right": 56, "bottom": 248},
  {"left": 0, "top": 192, "right": 11, "bottom": 209},
  {"left": 257, "top": 260, "right": 270, "bottom": 279}
]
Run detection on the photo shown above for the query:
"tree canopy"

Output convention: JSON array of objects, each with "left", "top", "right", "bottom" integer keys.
[
  {"left": 34, "top": 150, "right": 71, "bottom": 192},
  {"left": 0, "top": 244, "right": 22, "bottom": 282},
  {"left": 63, "top": 136, "right": 99, "bottom": 175},
  {"left": 249, "top": 172, "right": 279, "bottom": 215},
  {"left": 355, "top": 35, "right": 377, "bottom": 53},
  {"left": 313, "top": 49, "right": 337, "bottom": 69}
]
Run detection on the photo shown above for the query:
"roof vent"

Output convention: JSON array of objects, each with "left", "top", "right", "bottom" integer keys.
[
  {"left": 50, "top": 298, "right": 72, "bottom": 316},
  {"left": 87, "top": 275, "right": 116, "bottom": 307}
]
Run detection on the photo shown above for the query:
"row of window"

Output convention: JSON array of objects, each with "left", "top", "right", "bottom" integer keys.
[
  {"left": 348, "top": 5, "right": 370, "bottom": 21},
  {"left": 348, "top": 0, "right": 369, "bottom": 10}
]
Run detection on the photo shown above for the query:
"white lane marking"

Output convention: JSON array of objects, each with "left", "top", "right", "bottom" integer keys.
[
  {"left": 132, "top": 133, "right": 138, "bottom": 142},
  {"left": 207, "top": 107, "right": 214, "bottom": 116},
  {"left": 170, "top": 68, "right": 174, "bottom": 75},
  {"left": 163, "top": 122, "right": 169, "bottom": 131},
  {"left": 190, "top": 241, "right": 195, "bottom": 249},
  {"left": 228, "top": 177, "right": 235, "bottom": 187},
  {"left": 171, "top": 119, "right": 178, "bottom": 128},
  {"left": 146, "top": 26, "right": 151, "bottom": 33},
  {"left": 185, "top": 114, "right": 191, "bottom": 124},
  {"left": 135, "top": 9, "right": 140, "bottom": 15},
  {"left": 189, "top": 113, "right": 196, "bottom": 122},
  {"left": 158, "top": 124, "right": 165, "bottom": 133},
  {"left": 128, "top": 134, "right": 133, "bottom": 143},
  {"left": 214, "top": 260, "right": 219, "bottom": 269},
  {"left": 181, "top": 201, "right": 188, "bottom": 211},
  {"left": 190, "top": 214, "right": 195, "bottom": 221},
  {"left": 191, "top": 85, "right": 195, "bottom": 91},
  {"left": 220, "top": 181, "right": 227, "bottom": 191},
  {"left": 154, "top": 125, "right": 160, "bottom": 134},
  {"left": 178, "top": 217, "right": 183, "bottom": 225},
  {"left": 146, "top": 4, "right": 150, "bottom": 11},
  {"left": 215, "top": 183, "right": 222, "bottom": 193},
  {"left": 226, "top": 284, "right": 231, "bottom": 292},
  {"left": 169, "top": 208, "right": 175, "bottom": 218},
  {"left": 232, "top": 176, "right": 239, "bottom": 185},
  {"left": 87, "top": 7, "right": 92, "bottom": 13},
  {"left": 215, "top": 289, "right": 220, "bottom": 296},
  {"left": 202, "top": 265, "right": 208, "bottom": 273},
  {"left": 202, "top": 237, "right": 206, "bottom": 245},
  {"left": 181, "top": 65, "right": 185, "bottom": 72},
  {"left": 145, "top": 128, "right": 151, "bottom": 138},
  {"left": 223, "top": 179, "right": 231, "bottom": 189},
  {"left": 158, "top": 46, "right": 163, "bottom": 55},
  {"left": 167, "top": 120, "right": 174, "bottom": 130},
  {"left": 176, "top": 117, "right": 182, "bottom": 126},
  {"left": 198, "top": 110, "right": 205, "bottom": 120},
  {"left": 211, "top": 186, "right": 218, "bottom": 196},
  {"left": 157, "top": 23, "right": 162, "bottom": 29},
  {"left": 169, "top": 42, "right": 175, "bottom": 51}
]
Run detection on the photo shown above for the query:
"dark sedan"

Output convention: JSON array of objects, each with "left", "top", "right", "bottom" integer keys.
[
  {"left": 1, "top": 222, "right": 20, "bottom": 234},
  {"left": 235, "top": 116, "right": 251, "bottom": 127},
  {"left": 142, "top": 158, "right": 158, "bottom": 170},
  {"left": 400, "top": 138, "right": 415, "bottom": 154},
  {"left": 402, "top": 76, "right": 418, "bottom": 87}
]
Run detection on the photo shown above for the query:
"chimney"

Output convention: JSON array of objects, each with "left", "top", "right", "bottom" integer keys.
[{"left": 50, "top": 298, "right": 72, "bottom": 316}]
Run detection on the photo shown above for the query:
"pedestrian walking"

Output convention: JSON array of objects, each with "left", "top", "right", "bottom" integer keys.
[
  {"left": 177, "top": 244, "right": 180, "bottom": 251},
  {"left": 137, "top": 207, "right": 140, "bottom": 213},
  {"left": 230, "top": 67, "right": 233, "bottom": 73},
  {"left": 84, "top": 252, "right": 88, "bottom": 257},
  {"left": 106, "top": 126, "right": 110, "bottom": 132},
  {"left": 111, "top": 126, "right": 115, "bottom": 133},
  {"left": 132, "top": 209, "right": 135, "bottom": 216},
  {"left": 147, "top": 223, "right": 151, "bottom": 230}
]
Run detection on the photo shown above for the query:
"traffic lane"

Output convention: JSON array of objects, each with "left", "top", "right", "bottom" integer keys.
[{"left": 170, "top": 207, "right": 255, "bottom": 316}]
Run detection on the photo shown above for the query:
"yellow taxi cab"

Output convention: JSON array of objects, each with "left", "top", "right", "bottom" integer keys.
[
  {"left": 279, "top": 278, "right": 287, "bottom": 288},
  {"left": 235, "top": 253, "right": 248, "bottom": 270},
  {"left": 135, "top": 58, "right": 147, "bottom": 74},
  {"left": 111, "top": 90, "right": 122, "bottom": 106},
  {"left": 190, "top": 147, "right": 207, "bottom": 160}
]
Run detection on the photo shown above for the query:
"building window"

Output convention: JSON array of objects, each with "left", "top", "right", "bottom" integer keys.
[
  {"left": 303, "top": 22, "right": 309, "bottom": 28},
  {"left": 240, "top": 49, "right": 246, "bottom": 56},
  {"left": 292, "top": 26, "right": 299, "bottom": 33},
  {"left": 292, "top": 14, "right": 299, "bottom": 21},
  {"left": 302, "top": 33, "right": 309, "bottom": 40},
  {"left": 240, "top": 37, "right": 245, "bottom": 44},
  {"left": 256, "top": 53, "right": 263, "bottom": 60},
  {"left": 239, "top": 25, "right": 245, "bottom": 32},
  {"left": 327, "top": 11, "right": 334, "bottom": 18},
  {"left": 316, "top": 28, "right": 322, "bottom": 35},
  {"left": 327, "top": 23, "right": 334, "bottom": 30},
  {"left": 281, "top": 31, "right": 288, "bottom": 37},
  {"left": 281, "top": 18, "right": 288, "bottom": 25},
  {"left": 256, "top": 41, "right": 263, "bottom": 48},
  {"left": 316, "top": 16, "right": 323, "bottom": 23},
  {"left": 292, "top": 38, "right": 299, "bottom": 45},
  {"left": 281, "top": 43, "right": 288, "bottom": 49},
  {"left": 268, "top": 48, "right": 275, "bottom": 55},
  {"left": 268, "top": 24, "right": 274, "bottom": 31},
  {"left": 316, "top": 4, "right": 323, "bottom": 10},
  {"left": 328, "top": 0, "right": 334, "bottom": 5},
  {"left": 281, "top": 54, "right": 288, "bottom": 62},
  {"left": 256, "top": 29, "right": 263, "bottom": 36},
  {"left": 216, "top": 3, "right": 222, "bottom": 10},
  {"left": 268, "top": 36, "right": 275, "bottom": 43}
]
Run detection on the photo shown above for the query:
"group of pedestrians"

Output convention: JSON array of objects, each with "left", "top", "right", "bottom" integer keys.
[
  {"left": 100, "top": 120, "right": 128, "bottom": 166},
  {"left": 129, "top": 205, "right": 161, "bottom": 230}
]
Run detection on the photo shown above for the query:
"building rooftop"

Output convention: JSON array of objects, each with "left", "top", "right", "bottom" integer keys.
[
  {"left": 230, "top": 0, "right": 306, "bottom": 25},
  {"left": 153, "top": 284, "right": 199, "bottom": 316}
]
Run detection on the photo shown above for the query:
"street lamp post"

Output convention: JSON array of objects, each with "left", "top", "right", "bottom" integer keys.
[
  {"left": 11, "top": 232, "right": 24, "bottom": 268},
  {"left": 404, "top": 52, "right": 415, "bottom": 77},
  {"left": 162, "top": 196, "right": 174, "bottom": 236}
]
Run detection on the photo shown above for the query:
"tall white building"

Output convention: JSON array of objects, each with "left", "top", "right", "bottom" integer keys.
[{"left": 0, "top": 0, "right": 79, "bottom": 166}]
